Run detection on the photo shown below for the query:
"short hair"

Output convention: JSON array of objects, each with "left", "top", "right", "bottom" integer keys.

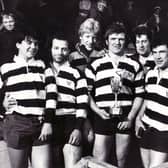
[
  {"left": 133, "top": 25, "right": 153, "bottom": 43},
  {"left": 1, "top": 11, "right": 15, "bottom": 20},
  {"left": 15, "top": 29, "right": 40, "bottom": 43},
  {"left": 78, "top": 18, "right": 100, "bottom": 36},
  {"left": 44, "top": 32, "right": 69, "bottom": 64},
  {"left": 46, "top": 32, "right": 69, "bottom": 50},
  {"left": 97, "top": 0, "right": 107, "bottom": 6},
  {"left": 151, "top": 32, "right": 168, "bottom": 49},
  {"left": 104, "top": 22, "right": 127, "bottom": 40}
]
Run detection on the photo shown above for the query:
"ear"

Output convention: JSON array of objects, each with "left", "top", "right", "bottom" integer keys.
[
  {"left": 105, "top": 39, "right": 108, "bottom": 47},
  {"left": 79, "top": 35, "right": 82, "bottom": 42}
]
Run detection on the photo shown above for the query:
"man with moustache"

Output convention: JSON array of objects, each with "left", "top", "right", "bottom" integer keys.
[{"left": 47, "top": 33, "right": 88, "bottom": 168}]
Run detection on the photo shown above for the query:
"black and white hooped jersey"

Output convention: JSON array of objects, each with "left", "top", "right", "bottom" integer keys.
[
  {"left": 142, "top": 67, "right": 168, "bottom": 131},
  {"left": 85, "top": 54, "right": 144, "bottom": 112},
  {"left": 0, "top": 56, "right": 57, "bottom": 122}
]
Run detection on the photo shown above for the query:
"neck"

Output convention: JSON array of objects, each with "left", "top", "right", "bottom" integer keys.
[
  {"left": 17, "top": 54, "right": 34, "bottom": 63},
  {"left": 108, "top": 50, "right": 124, "bottom": 66},
  {"left": 108, "top": 50, "right": 124, "bottom": 58},
  {"left": 53, "top": 60, "right": 67, "bottom": 67},
  {"left": 139, "top": 51, "right": 151, "bottom": 58}
]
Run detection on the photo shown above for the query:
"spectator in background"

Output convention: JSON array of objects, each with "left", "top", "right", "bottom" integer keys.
[
  {"left": 135, "top": 33, "right": 168, "bottom": 168},
  {"left": 0, "top": 11, "right": 24, "bottom": 66},
  {"left": 133, "top": 25, "right": 155, "bottom": 74},
  {"left": 90, "top": 0, "right": 113, "bottom": 35},
  {"left": 76, "top": 0, "right": 92, "bottom": 27},
  {"left": 147, "top": 6, "right": 162, "bottom": 33},
  {"left": 122, "top": 0, "right": 144, "bottom": 43}
]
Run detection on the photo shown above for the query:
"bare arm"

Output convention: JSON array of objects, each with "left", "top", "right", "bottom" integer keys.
[
  {"left": 89, "top": 95, "right": 110, "bottom": 120},
  {"left": 118, "top": 97, "right": 143, "bottom": 130},
  {"left": 135, "top": 100, "right": 147, "bottom": 138}
]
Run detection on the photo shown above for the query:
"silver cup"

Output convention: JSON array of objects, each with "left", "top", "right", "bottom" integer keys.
[{"left": 109, "top": 74, "right": 123, "bottom": 117}]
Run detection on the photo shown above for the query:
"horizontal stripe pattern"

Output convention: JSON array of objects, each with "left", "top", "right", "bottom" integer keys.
[
  {"left": 142, "top": 68, "right": 168, "bottom": 130},
  {"left": 0, "top": 59, "right": 57, "bottom": 119},
  {"left": 85, "top": 55, "right": 144, "bottom": 110},
  {"left": 52, "top": 63, "right": 88, "bottom": 118}
]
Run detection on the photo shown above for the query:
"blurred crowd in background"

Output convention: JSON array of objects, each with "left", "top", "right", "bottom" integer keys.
[{"left": 1, "top": 0, "right": 168, "bottom": 51}]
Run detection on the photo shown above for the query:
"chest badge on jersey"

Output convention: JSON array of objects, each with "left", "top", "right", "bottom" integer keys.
[{"left": 66, "top": 80, "right": 73, "bottom": 88}]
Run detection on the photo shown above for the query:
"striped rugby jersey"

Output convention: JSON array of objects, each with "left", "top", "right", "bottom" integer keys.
[
  {"left": 0, "top": 56, "right": 57, "bottom": 122},
  {"left": 50, "top": 61, "right": 88, "bottom": 118},
  {"left": 142, "top": 67, "right": 168, "bottom": 131},
  {"left": 132, "top": 53, "right": 155, "bottom": 74},
  {"left": 85, "top": 54, "right": 144, "bottom": 113}
]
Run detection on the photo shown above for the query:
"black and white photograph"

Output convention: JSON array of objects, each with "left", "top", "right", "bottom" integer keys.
[{"left": 0, "top": 0, "right": 168, "bottom": 168}]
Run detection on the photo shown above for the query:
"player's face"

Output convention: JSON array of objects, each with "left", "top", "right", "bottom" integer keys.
[
  {"left": 16, "top": 36, "right": 39, "bottom": 61},
  {"left": 2, "top": 15, "right": 15, "bottom": 31},
  {"left": 51, "top": 39, "right": 69, "bottom": 64},
  {"left": 136, "top": 35, "right": 151, "bottom": 56},
  {"left": 152, "top": 45, "right": 168, "bottom": 70},
  {"left": 80, "top": 32, "right": 96, "bottom": 51},
  {"left": 106, "top": 33, "right": 126, "bottom": 55},
  {"left": 97, "top": 0, "right": 107, "bottom": 12}
]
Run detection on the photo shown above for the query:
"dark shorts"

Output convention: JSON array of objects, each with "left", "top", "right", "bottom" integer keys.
[
  {"left": 93, "top": 110, "right": 133, "bottom": 136},
  {"left": 52, "top": 115, "right": 79, "bottom": 146},
  {"left": 140, "top": 126, "right": 168, "bottom": 153},
  {"left": 3, "top": 112, "right": 50, "bottom": 149}
]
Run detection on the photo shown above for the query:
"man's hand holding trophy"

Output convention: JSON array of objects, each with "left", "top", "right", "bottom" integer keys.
[{"left": 109, "top": 70, "right": 123, "bottom": 117}]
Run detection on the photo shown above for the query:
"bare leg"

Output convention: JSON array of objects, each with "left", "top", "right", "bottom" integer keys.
[
  {"left": 83, "top": 119, "right": 94, "bottom": 156},
  {"left": 7, "top": 147, "right": 29, "bottom": 168},
  {"left": 149, "top": 150, "right": 168, "bottom": 168},
  {"left": 93, "top": 134, "right": 113, "bottom": 162},
  {"left": 83, "top": 119, "right": 94, "bottom": 145},
  {"left": 116, "top": 133, "right": 131, "bottom": 168},
  {"left": 31, "top": 144, "right": 51, "bottom": 168},
  {"left": 63, "top": 143, "right": 82, "bottom": 168},
  {"left": 140, "top": 148, "right": 150, "bottom": 168}
]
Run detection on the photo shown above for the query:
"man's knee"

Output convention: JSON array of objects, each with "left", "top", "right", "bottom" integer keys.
[{"left": 63, "top": 144, "right": 82, "bottom": 167}]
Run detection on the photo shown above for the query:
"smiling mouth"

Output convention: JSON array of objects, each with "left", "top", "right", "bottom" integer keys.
[{"left": 156, "top": 60, "right": 163, "bottom": 64}]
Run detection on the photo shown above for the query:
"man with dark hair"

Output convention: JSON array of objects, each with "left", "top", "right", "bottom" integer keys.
[
  {"left": 47, "top": 34, "right": 88, "bottom": 168},
  {"left": 85, "top": 22, "right": 144, "bottom": 168},
  {"left": 1, "top": 30, "right": 57, "bottom": 168},
  {"left": 135, "top": 33, "right": 168, "bottom": 168},
  {"left": 133, "top": 25, "right": 155, "bottom": 73}
]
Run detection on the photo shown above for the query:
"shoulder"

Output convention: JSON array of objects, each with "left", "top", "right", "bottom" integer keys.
[
  {"left": 34, "top": 59, "right": 46, "bottom": 68},
  {"left": 123, "top": 55, "right": 143, "bottom": 71},
  {"left": 96, "top": 49, "right": 107, "bottom": 58},
  {"left": 0, "top": 61, "right": 16, "bottom": 73},
  {"left": 145, "top": 69, "right": 156, "bottom": 79},
  {"left": 69, "top": 51, "right": 82, "bottom": 61},
  {"left": 63, "top": 64, "right": 82, "bottom": 79},
  {"left": 91, "top": 55, "right": 110, "bottom": 69}
]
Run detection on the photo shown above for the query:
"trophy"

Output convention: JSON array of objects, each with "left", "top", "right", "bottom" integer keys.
[{"left": 109, "top": 72, "right": 123, "bottom": 117}]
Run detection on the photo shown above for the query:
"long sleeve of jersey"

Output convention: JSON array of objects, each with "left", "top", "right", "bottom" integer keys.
[
  {"left": 75, "top": 73, "right": 88, "bottom": 119},
  {"left": 44, "top": 67, "right": 57, "bottom": 123},
  {"left": 0, "top": 72, "right": 5, "bottom": 116}
]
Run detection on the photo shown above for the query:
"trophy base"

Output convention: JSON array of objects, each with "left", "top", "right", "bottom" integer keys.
[{"left": 109, "top": 106, "right": 122, "bottom": 118}]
